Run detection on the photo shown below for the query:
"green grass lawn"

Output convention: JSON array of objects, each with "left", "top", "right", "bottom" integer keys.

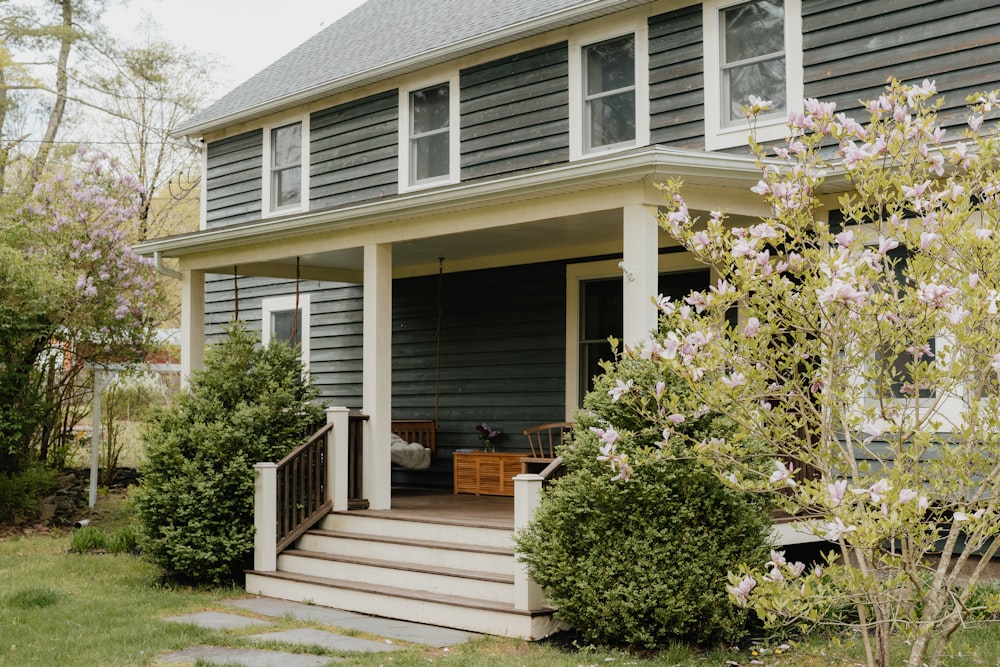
[{"left": 3, "top": 493, "right": 1000, "bottom": 666}]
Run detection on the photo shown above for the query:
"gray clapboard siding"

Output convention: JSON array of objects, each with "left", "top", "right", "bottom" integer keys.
[
  {"left": 310, "top": 90, "right": 399, "bottom": 209},
  {"left": 803, "top": 0, "right": 1000, "bottom": 131},
  {"left": 649, "top": 5, "right": 705, "bottom": 149},
  {"left": 460, "top": 42, "right": 569, "bottom": 181},
  {"left": 205, "top": 131, "right": 263, "bottom": 228},
  {"left": 390, "top": 262, "right": 567, "bottom": 488}
]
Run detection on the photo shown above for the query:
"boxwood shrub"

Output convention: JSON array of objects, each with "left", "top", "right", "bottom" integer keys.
[
  {"left": 516, "top": 353, "right": 773, "bottom": 648},
  {"left": 133, "top": 324, "right": 324, "bottom": 584}
]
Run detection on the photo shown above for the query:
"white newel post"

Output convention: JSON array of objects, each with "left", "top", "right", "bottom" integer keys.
[
  {"left": 513, "top": 473, "right": 545, "bottom": 611},
  {"left": 253, "top": 462, "right": 278, "bottom": 572},
  {"left": 326, "top": 406, "right": 350, "bottom": 511}
]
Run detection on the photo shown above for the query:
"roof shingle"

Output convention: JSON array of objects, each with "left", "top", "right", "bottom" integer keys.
[{"left": 179, "top": 0, "right": 649, "bottom": 135}]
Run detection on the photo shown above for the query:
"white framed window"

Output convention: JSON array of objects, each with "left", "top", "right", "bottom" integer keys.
[
  {"left": 263, "top": 116, "right": 309, "bottom": 215},
  {"left": 569, "top": 18, "right": 650, "bottom": 161},
  {"left": 262, "top": 294, "right": 311, "bottom": 370},
  {"left": 703, "top": 0, "right": 803, "bottom": 151},
  {"left": 399, "top": 75, "right": 459, "bottom": 192},
  {"left": 565, "top": 254, "right": 705, "bottom": 416}
]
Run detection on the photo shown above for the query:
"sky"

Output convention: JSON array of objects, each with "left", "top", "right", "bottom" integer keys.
[{"left": 102, "top": 0, "right": 368, "bottom": 93}]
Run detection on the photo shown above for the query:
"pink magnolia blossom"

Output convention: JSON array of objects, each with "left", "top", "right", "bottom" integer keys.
[
  {"left": 868, "top": 478, "right": 892, "bottom": 503},
  {"left": 743, "top": 317, "right": 761, "bottom": 337},
  {"left": 591, "top": 426, "right": 620, "bottom": 445},
  {"left": 822, "top": 517, "right": 857, "bottom": 541},
  {"left": 860, "top": 422, "right": 882, "bottom": 444},
  {"left": 898, "top": 488, "right": 918, "bottom": 505},
  {"left": 828, "top": 479, "right": 848, "bottom": 506},
  {"left": 721, "top": 372, "right": 746, "bottom": 388},
  {"left": 608, "top": 379, "right": 633, "bottom": 402},
  {"left": 917, "top": 282, "right": 959, "bottom": 308},
  {"left": 770, "top": 460, "right": 796, "bottom": 487},
  {"left": 726, "top": 575, "right": 757, "bottom": 607}
]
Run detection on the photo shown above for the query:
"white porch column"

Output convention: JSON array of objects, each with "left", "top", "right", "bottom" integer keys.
[
  {"left": 253, "top": 462, "right": 277, "bottom": 572},
  {"left": 363, "top": 243, "right": 392, "bottom": 510},
  {"left": 325, "top": 406, "right": 350, "bottom": 512},
  {"left": 622, "top": 204, "right": 660, "bottom": 347},
  {"left": 513, "top": 473, "right": 545, "bottom": 611},
  {"left": 180, "top": 269, "right": 205, "bottom": 388}
]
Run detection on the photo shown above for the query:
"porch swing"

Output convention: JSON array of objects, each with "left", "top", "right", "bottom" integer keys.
[{"left": 387, "top": 257, "right": 443, "bottom": 468}]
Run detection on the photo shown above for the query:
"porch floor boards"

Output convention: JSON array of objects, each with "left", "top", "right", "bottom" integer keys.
[{"left": 350, "top": 487, "right": 515, "bottom": 530}]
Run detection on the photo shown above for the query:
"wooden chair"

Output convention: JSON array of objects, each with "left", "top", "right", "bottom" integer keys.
[{"left": 521, "top": 421, "right": 573, "bottom": 474}]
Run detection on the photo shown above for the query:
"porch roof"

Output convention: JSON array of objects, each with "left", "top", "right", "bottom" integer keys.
[{"left": 140, "top": 146, "right": 770, "bottom": 264}]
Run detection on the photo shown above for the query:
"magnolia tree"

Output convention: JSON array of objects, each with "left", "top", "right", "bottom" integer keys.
[{"left": 600, "top": 80, "right": 1000, "bottom": 667}]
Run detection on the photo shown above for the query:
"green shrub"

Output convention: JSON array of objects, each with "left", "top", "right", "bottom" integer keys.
[
  {"left": 0, "top": 465, "right": 57, "bottom": 523},
  {"left": 133, "top": 323, "right": 324, "bottom": 584},
  {"left": 516, "top": 353, "right": 774, "bottom": 649}
]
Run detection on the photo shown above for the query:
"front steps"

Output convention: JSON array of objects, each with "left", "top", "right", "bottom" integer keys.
[{"left": 246, "top": 507, "right": 560, "bottom": 639}]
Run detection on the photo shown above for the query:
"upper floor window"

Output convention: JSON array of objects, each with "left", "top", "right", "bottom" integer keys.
[
  {"left": 399, "top": 76, "right": 459, "bottom": 191},
  {"left": 264, "top": 118, "right": 309, "bottom": 215},
  {"left": 703, "top": 0, "right": 803, "bottom": 150},
  {"left": 568, "top": 19, "right": 649, "bottom": 161},
  {"left": 584, "top": 35, "right": 636, "bottom": 152}
]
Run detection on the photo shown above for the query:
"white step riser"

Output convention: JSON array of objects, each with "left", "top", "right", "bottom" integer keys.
[
  {"left": 296, "top": 533, "right": 513, "bottom": 575},
  {"left": 246, "top": 573, "right": 560, "bottom": 640},
  {"left": 277, "top": 554, "right": 514, "bottom": 604},
  {"left": 321, "top": 514, "right": 513, "bottom": 550}
]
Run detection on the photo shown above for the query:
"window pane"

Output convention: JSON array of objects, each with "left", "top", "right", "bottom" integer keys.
[
  {"left": 412, "top": 132, "right": 449, "bottom": 181},
  {"left": 585, "top": 35, "right": 634, "bottom": 95},
  {"left": 723, "top": 0, "right": 784, "bottom": 63},
  {"left": 272, "top": 123, "right": 301, "bottom": 169},
  {"left": 582, "top": 278, "right": 623, "bottom": 341},
  {"left": 272, "top": 166, "right": 301, "bottom": 208},
  {"left": 271, "top": 309, "right": 301, "bottom": 349},
  {"left": 725, "top": 59, "right": 786, "bottom": 122},
  {"left": 589, "top": 91, "right": 636, "bottom": 148},
  {"left": 411, "top": 85, "right": 449, "bottom": 134}
]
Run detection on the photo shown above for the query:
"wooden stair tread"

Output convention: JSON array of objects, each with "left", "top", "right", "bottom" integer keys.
[
  {"left": 307, "top": 528, "right": 515, "bottom": 556},
  {"left": 248, "top": 569, "right": 556, "bottom": 617},
  {"left": 332, "top": 509, "right": 513, "bottom": 531},
  {"left": 282, "top": 549, "right": 514, "bottom": 584}
]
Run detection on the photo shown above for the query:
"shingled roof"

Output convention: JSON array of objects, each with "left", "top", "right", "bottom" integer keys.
[{"left": 178, "top": 0, "right": 654, "bottom": 136}]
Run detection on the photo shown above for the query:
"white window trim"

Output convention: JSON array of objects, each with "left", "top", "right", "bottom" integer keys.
[
  {"left": 564, "top": 254, "right": 704, "bottom": 418},
  {"left": 262, "top": 115, "right": 310, "bottom": 217},
  {"left": 703, "top": 0, "right": 803, "bottom": 151},
  {"left": 568, "top": 17, "right": 650, "bottom": 161},
  {"left": 262, "top": 293, "right": 311, "bottom": 371},
  {"left": 398, "top": 73, "right": 460, "bottom": 193}
]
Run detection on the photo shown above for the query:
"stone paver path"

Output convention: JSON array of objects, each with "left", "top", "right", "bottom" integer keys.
[{"left": 156, "top": 596, "right": 477, "bottom": 666}]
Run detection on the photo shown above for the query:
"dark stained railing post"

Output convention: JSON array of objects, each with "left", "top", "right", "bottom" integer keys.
[{"left": 348, "top": 414, "right": 369, "bottom": 510}]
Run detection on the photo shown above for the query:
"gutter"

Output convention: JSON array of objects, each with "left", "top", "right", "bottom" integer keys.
[{"left": 152, "top": 251, "right": 182, "bottom": 279}]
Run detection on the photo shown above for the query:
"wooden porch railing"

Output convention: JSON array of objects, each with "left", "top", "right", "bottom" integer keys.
[
  {"left": 275, "top": 422, "right": 334, "bottom": 553},
  {"left": 255, "top": 410, "right": 369, "bottom": 570}
]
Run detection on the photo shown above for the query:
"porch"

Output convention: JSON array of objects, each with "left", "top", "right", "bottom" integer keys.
[{"left": 249, "top": 410, "right": 825, "bottom": 639}]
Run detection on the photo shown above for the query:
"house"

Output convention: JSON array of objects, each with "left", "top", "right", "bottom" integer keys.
[{"left": 137, "top": 0, "right": 1000, "bottom": 639}]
